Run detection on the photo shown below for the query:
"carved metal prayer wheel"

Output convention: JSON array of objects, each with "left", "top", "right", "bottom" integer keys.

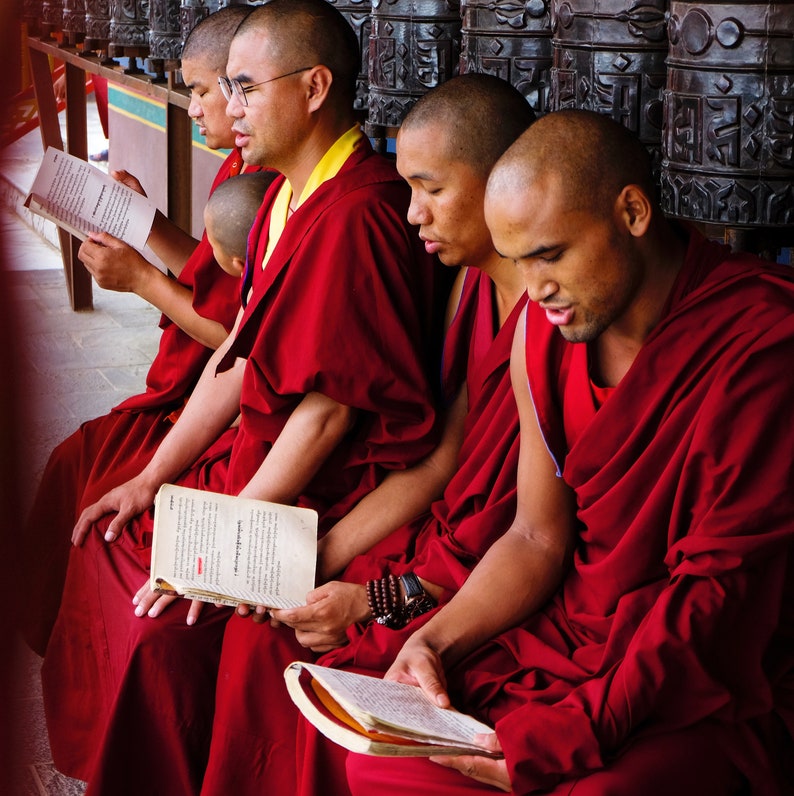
[
  {"left": 109, "top": 0, "right": 151, "bottom": 55},
  {"left": 149, "top": 0, "right": 182, "bottom": 61},
  {"left": 85, "top": 0, "right": 113, "bottom": 52},
  {"left": 550, "top": 0, "right": 667, "bottom": 158},
  {"left": 180, "top": 0, "right": 214, "bottom": 53},
  {"left": 661, "top": 2, "right": 794, "bottom": 227},
  {"left": 367, "top": 0, "right": 462, "bottom": 131},
  {"left": 327, "top": 0, "right": 372, "bottom": 113},
  {"left": 63, "top": 0, "right": 87, "bottom": 45},
  {"left": 42, "top": 0, "right": 65, "bottom": 37},
  {"left": 22, "top": 0, "right": 44, "bottom": 36},
  {"left": 460, "top": 0, "right": 552, "bottom": 115}
]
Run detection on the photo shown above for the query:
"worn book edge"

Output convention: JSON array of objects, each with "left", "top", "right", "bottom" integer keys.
[{"left": 284, "top": 661, "right": 499, "bottom": 758}]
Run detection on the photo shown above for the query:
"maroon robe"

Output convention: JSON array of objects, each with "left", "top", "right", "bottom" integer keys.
[
  {"left": 42, "top": 136, "right": 441, "bottom": 796},
  {"left": 279, "top": 270, "right": 526, "bottom": 796},
  {"left": 348, "top": 229, "right": 794, "bottom": 794},
  {"left": 20, "top": 150, "right": 249, "bottom": 656}
]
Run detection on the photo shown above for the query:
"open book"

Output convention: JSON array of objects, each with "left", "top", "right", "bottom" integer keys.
[
  {"left": 151, "top": 484, "right": 318, "bottom": 609},
  {"left": 284, "top": 661, "right": 499, "bottom": 758},
  {"left": 24, "top": 146, "right": 157, "bottom": 250}
]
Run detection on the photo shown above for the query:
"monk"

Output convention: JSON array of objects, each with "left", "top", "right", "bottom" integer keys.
[
  {"left": 41, "top": 1, "right": 441, "bottom": 793},
  {"left": 20, "top": 5, "right": 259, "bottom": 657},
  {"left": 202, "top": 172, "right": 277, "bottom": 279},
  {"left": 199, "top": 73, "right": 536, "bottom": 796},
  {"left": 347, "top": 110, "right": 794, "bottom": 795}
]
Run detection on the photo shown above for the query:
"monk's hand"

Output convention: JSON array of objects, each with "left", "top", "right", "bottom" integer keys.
[
  {"left": 132, "top": 580, "right": 204, "bottom": 624},
  {"left": 78, "top": 232, "right": 153, "bottom": 293},
  {"left": 385, "top": 635, "right": 450, "bottom": 708},
  {"left": 270, "top": 581, "right": 370, "bottom": 652},
  {"left": 72, "top": 473, "right": 160, "bottom": 546},
  {"left": 430, "top": 734, "right": 509, "bottom": 792},
  {"left": 111, "top": 169, "right": 147, "bottom": 196}
]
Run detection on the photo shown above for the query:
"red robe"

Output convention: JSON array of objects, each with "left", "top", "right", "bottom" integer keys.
[
  {"left": 42, "top": 137, "right": 441, "bottom": 796},
  {"left": 280, "top": 270, "right": 526, "bottom": 796},
  {"left": 349, "top": 228, "right": 794, "bottom": 795},
  {"left": 20, "top": 150, "right": 248, "bottom": 656}
]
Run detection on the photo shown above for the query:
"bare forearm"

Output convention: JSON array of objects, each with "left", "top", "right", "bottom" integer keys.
[
  {"left": 319, "top": 388, "right": 466, "bottom": 580},
  {"left": 146, "top": 210, "right": 200, "bottom": 276},
  {"left": 135, "top": 266, "right": 229, "bottom": 348},
  {"left": 411, "top": 526, "right": 571, "bottom": 667},
  {"left": 237, "top": 392, "right": 355, "bottom": 505}
]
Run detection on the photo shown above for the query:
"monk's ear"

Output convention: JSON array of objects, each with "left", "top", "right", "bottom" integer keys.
[
  {"left": 616, "top": 184, "right": 652, "bottom": 238},
  {"left": 231, "top": 255, "right": 246, "bottom": 278},
  {"left": 305, "top": 65, "right": 333, "bottom": 113}
]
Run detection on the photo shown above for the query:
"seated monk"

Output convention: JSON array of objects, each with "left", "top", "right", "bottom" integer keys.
[
  {"left": 347, "top": 110, "right": 794, "bottom": 795},
  {"left": 198, "top": 73, "right": 538, "bottom": 796},
  {"left": 40, "top": 1, "right": 444, "bottom": 793},
  {"left": 202, "top": 171, "right": 279, "bottom": 279},
  {"left": 20, "top": 5, "right": 261, "bottom": 656}
]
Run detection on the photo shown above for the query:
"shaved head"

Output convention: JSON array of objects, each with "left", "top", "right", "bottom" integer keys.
[
  {"left": 489, "top": 110, "right": 656, "bottom": 217},
  {"left": 234, "top": 0, "right": 359, "bottom": 107},
  {"left": 181, "top": 5, "right": 254, "bottom": 72},
  {"left": 401, "top": 74, "right": 536, "bottom": 177}
]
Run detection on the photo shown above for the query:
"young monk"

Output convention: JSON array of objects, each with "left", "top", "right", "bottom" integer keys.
[
  {"left": 199, "top": 73, "right": 537, "bottom": 796},
  {"left": 347, "top": 110, "right": 794, "bottom": 795},
  {"left": 41, "top": 1, "right": 442, "bottom": 793},
  {"left": 203, "top": 171, "right": 279, "bottom": 278},
  {"left": 20, "top": 5, "right": 259, "bottom": 657}
]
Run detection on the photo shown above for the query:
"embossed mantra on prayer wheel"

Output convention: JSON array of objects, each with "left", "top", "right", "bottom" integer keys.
[
  {"left": 327, "top": 0, "right": 372, "bottom": 113},
  {"left": 661, "top": 1, "right": 794, "bottom": 227},
  {"left": 42, "top": 0, "right": 65, "bottom": 37},
  {"left": 63, "top": 0, "right": 87, "bottom": 45},
  {"left": 550, "top": 0, "right": 668, "bottom": 159},
  {"left": 367, "top": 0, "right": 461, "bottom": 130},
  {"left": 149, "top": 0, "right": 183, "bottom": 61},
  {"left": 460, "top": 0, "right": 553, "bottom": 115},
  {"left": 85, "top": 0, "right": 113, "bottom": 52},
  {"left": 109, "top": 0, "right": 151, "bottom": 57}
]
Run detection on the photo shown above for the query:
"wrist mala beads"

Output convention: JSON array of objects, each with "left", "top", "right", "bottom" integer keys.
[{"left": 366, "top": 572, "right": 436, "bottom": 629}]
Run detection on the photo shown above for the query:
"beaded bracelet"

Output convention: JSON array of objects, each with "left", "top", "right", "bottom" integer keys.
[{"left": 365, "top": 572, "right": 436, "bottom": 629}]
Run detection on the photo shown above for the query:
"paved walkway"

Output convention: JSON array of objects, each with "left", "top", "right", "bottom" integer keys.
[{"left": 4, "top": 103, "right": 162, "bottom": 796}]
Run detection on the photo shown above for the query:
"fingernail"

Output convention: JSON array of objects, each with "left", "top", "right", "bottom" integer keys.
[
  {"left": 186, "top": 615, "right": 196, "bottom": 626},
  {"left": 104, "top": 531, "right": 115, "bottom": 542},
  {"left": 134, "top": 605, "right": 145, "bottom": 617}
]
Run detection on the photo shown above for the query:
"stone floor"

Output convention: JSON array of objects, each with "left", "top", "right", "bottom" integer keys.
[{"left": 3, "top": 100, "right": 161, "bottom": 796}]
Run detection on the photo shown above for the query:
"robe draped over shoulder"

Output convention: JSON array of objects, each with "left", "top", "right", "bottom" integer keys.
[{"left": 454, "top": 229, "right": 794, "bottom": 794}]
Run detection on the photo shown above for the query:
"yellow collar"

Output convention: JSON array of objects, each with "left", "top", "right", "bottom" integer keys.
[{"left": 263, "top": 125, "right": 364, "bottom": 268}]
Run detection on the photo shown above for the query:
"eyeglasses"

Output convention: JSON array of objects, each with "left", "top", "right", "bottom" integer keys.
[{"left": 218, "top": 67, "right": 313, "bottom": 106}]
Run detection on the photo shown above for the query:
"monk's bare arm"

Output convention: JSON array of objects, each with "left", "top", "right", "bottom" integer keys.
[
  {"left": 73, "top": 308, "right": 246, "bottom": 544},
  {"left": 386, "top": 309, "right": 576, "bottom": 704},
  {"left": 79, "top": 233, "right": 228, "bottom": 348},
  {"left": 317, "top": 385, "right": 467, "bottom": 580}
]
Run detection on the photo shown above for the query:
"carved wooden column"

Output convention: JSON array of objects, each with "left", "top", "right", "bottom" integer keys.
[
  {"left": 328, "top": 0, "right": 372, "bottom": 114},
  {"left": 460, "top": 0, "right": 552, "bottom": 115},
  {"left": 662, "top": 1, "right": 794, "bottom": 243},
  {"left": 550, "top": 0, "right": 668, "bottom": 162},
  {"left": 367, "top": 0, "right": 461, "bottom": 134}
]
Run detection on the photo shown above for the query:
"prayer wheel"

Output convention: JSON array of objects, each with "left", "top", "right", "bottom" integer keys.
[
  {"left": 459, "top": 0, "right": 552, "bottom": 115},
  {"left": 661, "top": 1, "right": 794, "bottom": 227},
  {"left": 367, "top": 0, "right": 461, "bottom": 131},
  {"left": 42, "top": 0, "right": 64, "bottom": 37},
  {"left": 180, "top": 0, "right": 214, "bottom": 52},
  {"left": 549, "top": 0, "right": 667, "bottom": 158},
  {"left": 22, "top": 0, "right": 44, "bottom": 36},
  {"left": 327, "top": 0, "right": 372, "bottom": 113},
  {"left": 149, "top": 0, "right": 182, "bottom": 61},
  {"left": 63, "top": 0, "right": 87, "bottom": 45},
  {"left": 109, "top": 0, "right": 151, "bottom": 55},
  {"left": 85, "top": 0, "right": 112, "bottom": 52}
]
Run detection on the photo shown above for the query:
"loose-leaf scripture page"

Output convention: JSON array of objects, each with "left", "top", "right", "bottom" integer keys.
[
  {"left": 151, "top": 484, "right": 318, "bottom": 609},
  {"left": 25, "top": 146, "right": 157, "bottom": 250}
]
